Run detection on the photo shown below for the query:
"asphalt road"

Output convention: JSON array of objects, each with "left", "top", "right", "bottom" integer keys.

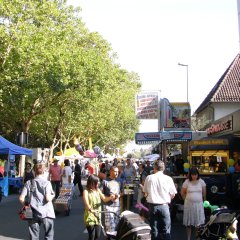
[{"left": 0, "top": 183, "right": 186, "bottom": 240}]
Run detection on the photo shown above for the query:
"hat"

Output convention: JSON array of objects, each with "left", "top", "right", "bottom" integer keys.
[{"left": 25, "top": 162, "right": 32, "bottom": 167}]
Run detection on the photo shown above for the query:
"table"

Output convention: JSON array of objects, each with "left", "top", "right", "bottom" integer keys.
[
  {"left": 8, "top": 177, "right": 23, "bottom": 189},
  {"left": 0, "top": 177, "right": 23, "bottom": 197},
  {"left": 0, "top": 177, "right": 8, "bottom": 196}
]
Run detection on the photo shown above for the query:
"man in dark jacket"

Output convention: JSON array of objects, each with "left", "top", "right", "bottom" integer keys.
[{"left": 73, "top": 159, "right": 83, "bottom": 196}]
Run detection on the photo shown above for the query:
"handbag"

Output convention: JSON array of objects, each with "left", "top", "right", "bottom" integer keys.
[
  {"left": 19, "top": 205, "right": 33, "bottom": 220},
  {"left": 19, "top": 180, "right": 34, "bottom": 220}
]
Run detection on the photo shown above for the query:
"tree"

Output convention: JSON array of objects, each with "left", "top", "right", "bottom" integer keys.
[{"left": 0, "top": 0, "right": 141, "bottom": 157}]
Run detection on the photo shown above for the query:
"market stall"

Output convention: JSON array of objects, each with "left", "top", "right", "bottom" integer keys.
[
  {"left": 0, "top": 136, "right": 32, "bottom": 197},
  {"left": 187, "top": 138, "right": 239, "bottom": 207},
  {"left": 190, "top": 139, "right": 230, "bottom": 174}
]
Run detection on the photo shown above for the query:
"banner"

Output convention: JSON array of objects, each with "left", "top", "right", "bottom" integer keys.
[
  {"left": 136, "top": 91, "right": 160, "bottom": 119},
  {"left": 160, "top": 99, "right": 191, "bottom": 130}
]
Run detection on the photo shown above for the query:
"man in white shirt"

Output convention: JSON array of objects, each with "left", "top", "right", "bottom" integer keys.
[{"left": 143, "top": 160, "right": 177, "bottom": 240}]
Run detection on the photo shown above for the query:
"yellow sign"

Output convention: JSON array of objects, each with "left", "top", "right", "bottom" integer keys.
[{"left": 190, "top": 139, "right": 228, "bottom": 146}]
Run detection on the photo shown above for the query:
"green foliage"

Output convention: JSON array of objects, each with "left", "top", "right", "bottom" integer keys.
[
  {"left": 0, "top": 159, "right": 5, "bottom": 166},
  {"left": 0, "top": 0, "right": 141, "bottom": 151}
]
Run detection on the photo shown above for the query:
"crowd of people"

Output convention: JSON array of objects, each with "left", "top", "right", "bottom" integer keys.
[{"left": 19, "top": 156, "right": 211, "bottom": 240}]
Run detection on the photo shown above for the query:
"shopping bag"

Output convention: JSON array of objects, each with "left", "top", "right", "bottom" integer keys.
[{"left": 19, "top": 205, "right": 33, "bottom": 220}]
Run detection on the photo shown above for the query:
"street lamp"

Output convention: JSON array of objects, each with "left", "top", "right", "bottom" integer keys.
[{"left": 178, "top": 63, "right": 189, "bottom": 102}]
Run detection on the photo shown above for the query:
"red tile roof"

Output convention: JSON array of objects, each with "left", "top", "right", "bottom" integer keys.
[{"left": 195, "top": 53, "right": 240, "bottom": 114}]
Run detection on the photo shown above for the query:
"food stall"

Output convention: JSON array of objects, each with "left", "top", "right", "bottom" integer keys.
[{"left": 188, "top": 138, "right": 238, "bottom": 207}]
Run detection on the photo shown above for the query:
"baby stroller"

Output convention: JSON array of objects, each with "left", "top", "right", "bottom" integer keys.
[
  {"left": 100, "top": 210, "right": 151, "bottom": 240},
  {"left": 197, "top": 208, "right": 239, "bottom": 240}
]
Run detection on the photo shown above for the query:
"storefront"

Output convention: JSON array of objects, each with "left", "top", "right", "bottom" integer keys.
[
  {"left": 188, "top": 111, "right": 240, "bottom": 207},
  {"left": 205, "top": 109, "right": 240, "bottom": 161},
  {"left": 190, "top": 139, "right": 229, "bottom": 174}
]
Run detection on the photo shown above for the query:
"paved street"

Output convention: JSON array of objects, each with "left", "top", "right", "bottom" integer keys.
[{"left": 0, "top": 184, "right": 186, "bottom": 240}]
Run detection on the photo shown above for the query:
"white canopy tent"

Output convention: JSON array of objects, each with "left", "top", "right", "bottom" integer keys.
[{"left": 143, "top": 154, "right": 160, "bottom": 162}]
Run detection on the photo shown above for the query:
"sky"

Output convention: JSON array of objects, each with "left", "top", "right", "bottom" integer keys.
[{"left": 67, "top": 0, "right": 239, "bottom": 134}]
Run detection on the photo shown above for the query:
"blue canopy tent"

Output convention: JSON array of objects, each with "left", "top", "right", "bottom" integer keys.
[
  {"left": 0, "top": 136, "right": 32, "bottom": 155},
  {"left": 0, "top": 136, "right": 32, "bottom": 197}
]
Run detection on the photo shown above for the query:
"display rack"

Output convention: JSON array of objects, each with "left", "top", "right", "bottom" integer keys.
[{"left": 54, "top": 184, "right": 74, "bottom": 216}]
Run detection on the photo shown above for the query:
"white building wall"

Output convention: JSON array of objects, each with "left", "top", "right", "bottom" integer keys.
[{"left": 212, "top": 102, "right": 240, "bottom": 120}]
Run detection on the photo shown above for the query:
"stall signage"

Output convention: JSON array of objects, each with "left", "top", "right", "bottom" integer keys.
[
  {"left": 191, "top": 139, "right": 229, "bottom": 146},
  {"left": 207, "top": 117, "right": 232, "bottom": 136},
  {"left": 135, "top": 132, "right": 161, "bottom": 144},
  {"left": 161, "top": 131, "right": 192, "bottom": 141}
]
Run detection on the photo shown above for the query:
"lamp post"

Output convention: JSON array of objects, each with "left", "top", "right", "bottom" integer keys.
[{"left": 178, "top": 63, "right": 189, "bottom": 102}]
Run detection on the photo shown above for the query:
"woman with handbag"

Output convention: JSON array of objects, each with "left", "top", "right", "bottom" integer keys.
[{"left": 19, "top": 160, "right": 55, "bottom": 240}]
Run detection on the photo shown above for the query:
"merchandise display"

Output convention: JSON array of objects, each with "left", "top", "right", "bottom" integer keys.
[{"left": 54, "top": 184, "right": 74, "bottom": 216}]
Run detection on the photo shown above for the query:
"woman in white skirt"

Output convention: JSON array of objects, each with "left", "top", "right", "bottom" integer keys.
[{"left": 181, "top": 167, "right": 206, "bottom": 240}]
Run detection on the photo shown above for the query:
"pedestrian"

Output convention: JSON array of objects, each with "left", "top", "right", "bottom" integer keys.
[
  {"left": 104, "top": 160, "right": 111, "bottom": 177},
  {"left": 137, "top": 163, "right": 148, "bottom": 203},
  {"left": 73, "top": 159, "right": 83, "bottom": 196},
  {"left": 83, "top": 174, "right": 115, "bottom": 240},
  {"left": 49, "top": 159, "right": 62, "bottom": 199},
  {"left": 62, "top": 159, "right": 72, "bottom": 185},
  {"left": 123, "top": 158, "right": 136, "bottom": 183},
  {"left": 23, "top": 162, "right": 34, "bottom": 184},
  {"left": 112, "top": 158, "right": 118, "bottom": 167},
  {"left": 102, "top": 166, "right": 122, "bottom": 232},
  {"left": 144, "top": 160, "right": 153, "bottom": 175},
  {"left": 143, "top": 159, "right": 177, "bottom": 240},
  {"left": 19, "top": 160, "right": 55, "bottom": 240},
  {"left": 181, "top": 167, "right": 206, "bottom": 240}
]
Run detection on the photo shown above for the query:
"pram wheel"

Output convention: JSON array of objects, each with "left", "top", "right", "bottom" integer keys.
[{"left": 197, "top": 208, "right": 239, "bottom": 240}]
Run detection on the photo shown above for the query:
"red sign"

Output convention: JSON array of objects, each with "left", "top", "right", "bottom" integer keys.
[{"left": 207, "top": 119, "right": 232, "bottom": 135}]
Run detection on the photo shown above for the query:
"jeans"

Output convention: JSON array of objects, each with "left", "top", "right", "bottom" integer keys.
[
  {"left": 149, "top": 204, "right": 171, "bottom": 240},
  {"left": 86, "top": 225, "right": 101, "bottom": 240},
  {"left": 28, "top": 217, "right": 54, "bottom": 240},
  {"left": 51, "top": 181, "right": 61, "bottom": 199},
  {"left": 73, "top": 177, "right": 83, "bottom": 195}
]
